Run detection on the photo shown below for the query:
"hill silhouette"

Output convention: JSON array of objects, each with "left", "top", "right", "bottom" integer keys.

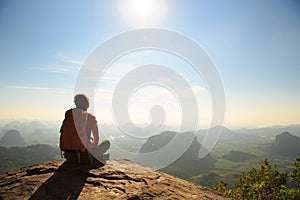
[
  {"left": 0, "top": 130, "right": 25, "bottom": 147},
  {"left": 0, "top": 120, "right": 59, "bottom": 146},
  {"left": 271, "top": 132, "right": 300, "bottom": 157},
  {"left": 0, "top": 160, "right": 230, "bottom": 200},
  {"left": 138, "top": 131, "right": 215, "bottom": 179}
]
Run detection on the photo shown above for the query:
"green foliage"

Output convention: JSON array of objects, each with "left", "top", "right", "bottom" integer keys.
[
  {"left": 214, "top": 157, "right": 300, "bottom": 200},
  {"left": 234, "top": 159, "right": 287, "bottom": 200},
  {"left": 213, "top": 180, "right": 233, "bottom": 197},
  {"left": 291, "top": 157, "right": 300, "bottom": 187}
]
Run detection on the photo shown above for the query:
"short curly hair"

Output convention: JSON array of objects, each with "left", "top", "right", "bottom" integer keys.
[{"left": 74, "top": 94, "right": 89, "bottom": 110}]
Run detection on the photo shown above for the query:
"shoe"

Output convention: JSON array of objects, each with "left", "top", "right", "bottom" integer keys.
[{"left": 99, "top": 153, "right": 110, "bottom": 164}]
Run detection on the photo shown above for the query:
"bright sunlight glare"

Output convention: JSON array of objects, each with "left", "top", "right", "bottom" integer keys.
[{"left": 118, "top": 0, "right": 167, "bottom": 26}]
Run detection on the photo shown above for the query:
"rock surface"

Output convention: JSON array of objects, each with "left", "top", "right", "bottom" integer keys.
[{"left": 0, "top": 159, "right": 230, "bottom": 200}]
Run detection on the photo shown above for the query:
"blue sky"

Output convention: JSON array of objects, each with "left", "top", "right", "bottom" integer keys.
[{"left": 0, "top": 0, "right": 299, "bottom": 128}]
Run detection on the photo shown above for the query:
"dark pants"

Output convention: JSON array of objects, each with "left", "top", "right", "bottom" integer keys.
[
  {"left": 64, "top": 151, "right": 91, "bottom": 164},
  {"left": 64, "top": 140, "right": 110, "bottom": 165}
]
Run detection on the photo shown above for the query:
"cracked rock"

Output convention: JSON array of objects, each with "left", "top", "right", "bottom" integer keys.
[{"left": 0, "top": 159, "right": 230, "bottom": 200}]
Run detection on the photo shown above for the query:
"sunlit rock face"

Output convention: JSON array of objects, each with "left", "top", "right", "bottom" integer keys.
[{"left": 0, "top": 159, "right": 230, "bottom": 200}]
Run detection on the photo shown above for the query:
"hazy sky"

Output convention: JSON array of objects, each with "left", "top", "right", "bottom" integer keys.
[{"left": 0, "top": 0, "right": 299, "bottom": 128}]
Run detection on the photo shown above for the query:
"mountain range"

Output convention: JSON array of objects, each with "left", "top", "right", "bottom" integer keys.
[{"left": 0, "top": 120, "right": 299, "bottom": 190}]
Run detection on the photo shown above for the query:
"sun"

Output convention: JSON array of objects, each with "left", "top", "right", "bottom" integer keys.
[
  {"left": 119, "top": 0, "right": 166, "bottom": 26},
  {"left": 130, "top": 0, "right": 155, "bottom": 20}
]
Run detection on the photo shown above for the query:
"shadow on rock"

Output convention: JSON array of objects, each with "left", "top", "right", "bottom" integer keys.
[{"left": 29, "top": 161, "right": 104, "bottom": 200}]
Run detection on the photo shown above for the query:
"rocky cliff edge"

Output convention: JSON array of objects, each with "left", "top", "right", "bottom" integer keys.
[{"left": 0, "top": 159, "right": 230, "bottom": 200}]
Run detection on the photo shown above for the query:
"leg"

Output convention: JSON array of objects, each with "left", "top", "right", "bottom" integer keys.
[
  {"left": 93, "top": 140, "right": 110, "bottom": 164},
  {"left": 97, "top": 139, "right": 110, "bottom": 155}
]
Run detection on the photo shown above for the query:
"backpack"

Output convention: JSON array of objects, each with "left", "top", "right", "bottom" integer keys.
[{"left": 59, "top": 108, "right": 88, "bottom": 152}]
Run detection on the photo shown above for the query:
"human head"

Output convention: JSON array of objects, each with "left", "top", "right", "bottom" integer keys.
[{"left": 74, "top": 94, "right": 89, "bottom": 111}]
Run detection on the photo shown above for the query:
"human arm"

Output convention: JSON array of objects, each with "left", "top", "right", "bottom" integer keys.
[{"left": 90, "top": 123, "right": 99, "bottom": 149}]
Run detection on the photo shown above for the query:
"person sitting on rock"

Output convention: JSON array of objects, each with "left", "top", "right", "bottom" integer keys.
[{"left": 59, "top": 94, "right": 110, "bottom": 164}]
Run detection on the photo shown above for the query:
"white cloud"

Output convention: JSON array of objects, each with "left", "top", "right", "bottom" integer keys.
[
  {"left": 6, "top": 85, "right": 68, "bottom": 94},
  {"left": 56, "top": 54, "right": 84, "bottom": 66},
  {"left": 31, "top": 64, "right": 77, "bottom": 73},
  {"left": 31, "top": 54, "right": 84, "bottom": 74}
]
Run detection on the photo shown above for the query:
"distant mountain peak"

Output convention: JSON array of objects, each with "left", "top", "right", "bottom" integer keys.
[
  {"left": 275, "top": 131, "right": 298, "bottom": 141},
  {"left": 279, "top": 131, "right": 293, "bottom": 136},
  {"left": 209, "top": 126, "right": 236, "bottom": 136},
  {"left": 272, "top": 132, "right": 300, "bottom": 157},
  {"left": 0, "top": 129, "right": 25, "bottom": 147}
]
